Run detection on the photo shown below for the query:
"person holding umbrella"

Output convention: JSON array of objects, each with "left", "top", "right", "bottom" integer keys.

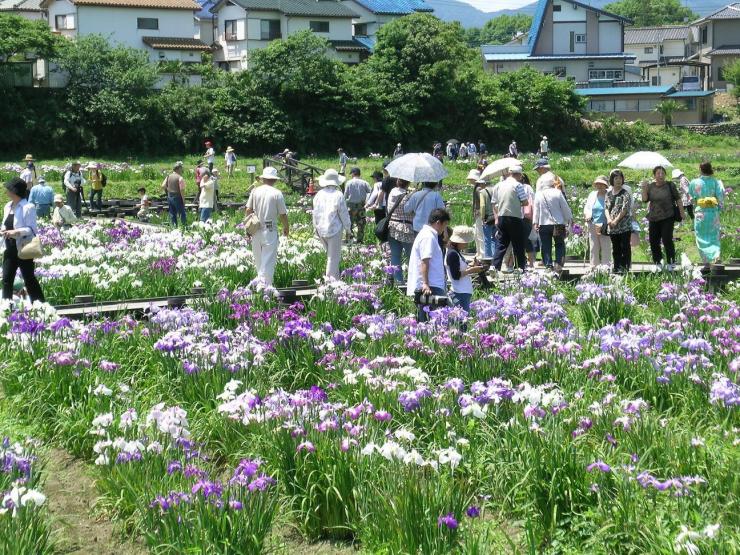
[{"left": 641, "top": 165, "right": 684, "bottom": 269}]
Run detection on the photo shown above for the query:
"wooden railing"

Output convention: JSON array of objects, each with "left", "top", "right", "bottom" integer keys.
[{"left": 262, "top": 156, "right": 324, "bottom": 194}]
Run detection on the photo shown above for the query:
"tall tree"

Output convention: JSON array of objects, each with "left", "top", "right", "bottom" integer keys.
[
  {"left": 604, "top": 0, "right": 697, "bottom": 26},
  {"left": 466, "top": 14, "right": 533, "bottom": 47}
]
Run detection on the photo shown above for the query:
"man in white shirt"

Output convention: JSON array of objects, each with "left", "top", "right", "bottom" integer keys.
[
  {"left": 539, "top": 136, "right": 549, "bottom": 157},
  {"left": 313, "top": 169, "right": 351, "bottom": 279},
  {"left": 407, "top": 208, "right": 451, "bottom": 322},
  {"left": 491, "top": 166, "right": 529, "bottom": 272},
  {"left": 245, "top": 166, "right": 289, "bottom": 286},
  {"left": 63, "top": 161, "right": 86, "bottom": 217},
  {"left": 337, "top": 148, "right": 348, "bottom": 175},
  {"left": 343, "top": 167, "right": 371, "bottom": 243},
  {"left": 204, "top": 140, "right": 215, "bottom": 171}
]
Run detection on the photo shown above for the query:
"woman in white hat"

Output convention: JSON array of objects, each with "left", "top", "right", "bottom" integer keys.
[
  {"left": 87, "top": 162, "right": 104, "bottom": 211},
  {"left": 245, "top": 166, "right": 289, "bottom": 286},
  {"left": 445, "top": 225, "right": 485, "bottom": 314},
  {"left": 584, "top": 175, "right": 611, "bottom": 269},
  {"left": 225, "top": 147, "right": 237, "bottom": 178},
  {"left": 312, "top": 169, "right": 350, "bottom": 279}
]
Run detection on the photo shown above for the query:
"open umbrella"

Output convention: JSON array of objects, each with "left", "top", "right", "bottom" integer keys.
[
  {"left": 386, "top": 153, "right": 448, "bottom": 183},
  {"left": 446, "top": 139, "right": 459, "bottom": 145},
  {"left": 480, "top": 158, "right": 517, "bottom": 180},
  {"left": 618, "top": 151, "right": 672, "bottom": 171}
]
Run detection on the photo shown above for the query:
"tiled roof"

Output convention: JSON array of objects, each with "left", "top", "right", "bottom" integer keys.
[
  {"left": 624, "top": 25, "right": 689, "bottom": 45},
  {"left": 196, "top": 0, "right": 215, "bottom": 18},
  {"left": 353, "top": 35, "right": 376, "bottom": 52},
  {"left": 142, "top": 36, "right": 211, "bottom": 49},
  {"left": 71, "top": 0, "right": 199, "bottom": 8},
  {"left": 223, "top": 0, "right": 358, "bottom": 17},
  {"left": 349, "top": 0, "right": 432, "bottom": 15},
  {"left": 528, "top": 0, "right": 631, "bottom": 55},
  {"left": 704, "top": 3, "right": 740, "bottom": 20},
  {"left": 575, "top": 86, "right": 673, "bottom": 96},
  {"left": 0, "top": 0, "right": 43, "bottom": 9},
  {"left": 707, "top": 44, "right": 740, "bottom": 56},
  {"left": 330, "top": 39, "right": 370, "bottom": 51}
]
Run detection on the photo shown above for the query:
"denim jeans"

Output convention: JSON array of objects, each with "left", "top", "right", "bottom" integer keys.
[
  {"left": 416, "top": 286, "right": 447, "bottom": 323},
  {"left": 388, "top": 237, "right": 412, "bottom": 283},
  {"left": 449, "top": 291, "right": 472, "bottom": 313},
  {"left": 539, "top": 224, "right": 565, "bottom": 268},
  {"left": 90, "top": 189, "right": 103, "bottom": 210},
  {"left": 199, "top": 207, "right": 213, "bottom": 222},
  {"left": 482, "top": 223, "right": 495, "bottom": 258},
  {"left": 167, "top": 192, "right": 187, "bottom": 227}
]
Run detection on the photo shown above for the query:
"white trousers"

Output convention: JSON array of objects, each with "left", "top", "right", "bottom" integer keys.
[
  {"left": 588, "top": 222, "right": 611, "bottom": 268},
  {"left": 319, "top": 232, "right": 343, "bottom": 279},
  {"left": 252, "top": 229, "right": 279, "bottom": 286},
  {"left": 474, "top": 217, "right": 485, "bottom": 258}
]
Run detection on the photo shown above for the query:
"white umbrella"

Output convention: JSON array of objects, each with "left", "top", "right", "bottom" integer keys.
[
  {"left": 480, "top": 158, "right": 517, "bottom": 180},
  {"left": 618, "top": 151, "right": 672, "bottom": 171},
  {"left": 385, "top": 153, "right": 448, "bottom": 183}
]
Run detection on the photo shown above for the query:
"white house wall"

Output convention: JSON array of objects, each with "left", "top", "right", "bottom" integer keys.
[
  {"left": 597, "top": 21, "right": 621, "bottom": 53},
  {"left": 486, "top": 58, "right": 624, "bottom": 82},
  {"left": 46, "top": 0, "right": 76, "bottom": 38}
]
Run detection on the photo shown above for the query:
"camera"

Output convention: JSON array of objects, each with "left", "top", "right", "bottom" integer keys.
[
  {"left": 414, "top": 290, "right": 449, "bottom": 307},
  {"left": 74, "top": 178, "right": 82, "bottom": 186}
]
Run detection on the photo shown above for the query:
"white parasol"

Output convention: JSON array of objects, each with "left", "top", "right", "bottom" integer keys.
[
  {"left": 618, "top": 151, "right": 673, "bottom": 171},
  {"left": 385, "top": 153, "right": 448, "bottom": 183},
  {"left": 480, "top": 158, "right": 517, "bottom": 180}
]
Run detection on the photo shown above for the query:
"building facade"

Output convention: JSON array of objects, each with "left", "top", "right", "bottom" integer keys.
[
  {"left": 210, "top": 0, "right": 366, "bottom": 71},
  {"left": 340, "top": 0, "right": 432, "bottom": 51},
  {"left": 694, "top": 3, "right": 740, "bottom": 89}
]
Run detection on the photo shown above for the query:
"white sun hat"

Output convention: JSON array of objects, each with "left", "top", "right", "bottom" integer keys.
[
  {"left": 318, "top": 168, "right": 346, "bottom": 188},
  {"left": 466, "top": 169, "right": 481, "bottom": 181},
  {"left": 449, "top": 225, "right": 476, "bottom": 244},
  {"left": 259, "top": 166, "right": 281, "bottom": 181}
]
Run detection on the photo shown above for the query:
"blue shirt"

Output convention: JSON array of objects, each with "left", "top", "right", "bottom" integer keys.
[
  {"left": 404, "top": 188, "right": 445, "bottom": 233},
  {"left": 591, "top": 195, "right": 606, "bottom": 224},
  {"left": 29, "top": 184, "right": 55, "bottom": 206}
]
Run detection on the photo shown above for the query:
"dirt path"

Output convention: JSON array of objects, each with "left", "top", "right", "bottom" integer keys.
[{"left": 44, "top": 447, "right": 147, "bottom": 555}]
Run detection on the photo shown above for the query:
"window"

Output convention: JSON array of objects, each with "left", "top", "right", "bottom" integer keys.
[
  {"left": 158, "top": 51, "right": 166, "bottom": 60},
  {"left": 260, "top": 19, "right": 281, "bottom": 40},
  {"left": 659, "top": 45, "right": 664, "bottom": 54},
  {"left": 644, "top": 47, "right": 654, "bottom": 54},
  {"left": 137, "top": 17, "right": 159, "bottom": 30},
  {"left": 552, "top": 66, "right": 566, "bottom": 77},
  {"left": 309, "top": 21, "right": 329, "bottom": 33},
  {"left": 553, "top": 4, "right": 561, "bottom": 11},
  {"left": 588, "top": 69, "right": 623, "bottom": 80},
  {"left": 589, "top": 100, "right": 612, "bottom": 112},
  {"left": 615, "top": 99, "right": 639, "bottom": 111},
  {"left": 651, "top": 75, "right": 661, "bottom": 85},
  {"left": 684, "top": 98, "right": 696, "bottom": 110},
  {"left": 54, "top": 14, "right": 74, "bottom": 30},
  {"left": 700, "top": 26, "right": 707, "bottom": 45},
  {"left": 353, "top": 22, "right": 368, "bottom": 35},
  {"left": 496, "top": 63, "right": 504, "bottom": 73},
  {"left": 575, "top": 34, "right": 586, "bottom": 43},
  {"left": 224, "top": 19, "right": 237, "bottom": 40},
  {"left": 639, "top": 99, "right": 659, "bottom": 112}
]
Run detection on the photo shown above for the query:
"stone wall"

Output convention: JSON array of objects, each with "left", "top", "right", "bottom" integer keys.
[{"left": 678, "top": 122, "right": 740, "bottom": 136}]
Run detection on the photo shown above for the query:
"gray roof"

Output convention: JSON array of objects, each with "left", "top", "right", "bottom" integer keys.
[
  {"left": 217, "top": 0, "right": 358, "bottom": 17},
  {"left": 704, "top": 3, "right": 740, "bottom": 19},
  {"left": 707, "top": 44, "right": 740, "bottom": 56},
  {"left": 624, "top": 26, "right": 689, "bottom": 45},
  {"left": 0, "top": 0, "right": 43, "bottom": 10}
]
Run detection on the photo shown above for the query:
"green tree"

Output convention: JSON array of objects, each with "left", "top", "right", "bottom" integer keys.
[
  {"left": 0, "top": 14, "right": 61, "bottom": 62},
  {"left": 604, "top": 0, "right": 697, "bottom": 26},
  {"left": 466, "top": 14, "right": 533, "bottom": 47},
  {"left": 721, "top": 58, "right": 740, "bottom": 105},
  {"left": 654, "top": 99, "right": 685, "bottom": 127},
  {"left": 52, "top": 35, "right": 158, "bottom": 152}
]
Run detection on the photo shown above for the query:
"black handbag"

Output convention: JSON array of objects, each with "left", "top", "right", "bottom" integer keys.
[
  {"left": 670, "top": 182, "right": 683, "bottom": 223},
  {"left": 599, "top": 221, "right": 609, "bottom": 236},
  {"left": 374, "top": 191, "right": 407, "bottom": 243}
]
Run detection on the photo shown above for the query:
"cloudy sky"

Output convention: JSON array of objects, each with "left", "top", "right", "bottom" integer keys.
[{"left": 462, "top": 0, "right": 532, "bottom": 11}]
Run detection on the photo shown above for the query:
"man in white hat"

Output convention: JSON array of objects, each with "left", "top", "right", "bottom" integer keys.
[
  {"left": 63, "top": 161, "right": 86, "bottom": 217},
  {"left": 539, "top": 136, "right": 549, "bottom": 157},
  {"left": 490, "top": 165, "right": 529, "bottom": 272},
  {"left": 508, "top": 140, "right": 518, "bottom": 159},
  {"left": 52, "top": 194, "right": 77, "bottom": 228},
  {"left": 245, "top": 166, "right": 289, "bottom": 286},
  {"left": 672, "top": 168, "right": 693, "bottom": 220},
  {"left": 313, "top": 169, "right": 350, "bottom": 279},
  {"left": 161, "top": 161, "right": 187, "bottom": 227}
]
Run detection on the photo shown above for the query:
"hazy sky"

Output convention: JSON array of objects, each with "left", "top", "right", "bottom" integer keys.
[{"left": 462, "top": 0, "right": 532, "bottom": 11}]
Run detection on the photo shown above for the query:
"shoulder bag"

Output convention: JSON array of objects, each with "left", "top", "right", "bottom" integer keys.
[
  {"left": 543, "top": 191, "right": 567, "bottom": 238},
  {"left": 244, "top": 212, "right": 261, "bottom": 235},
  {"left": 374, "top": 191, "right": 407, "bottom": 243},
  {"left": 669, "top": 182, "right": 683, "bottom": 223}
]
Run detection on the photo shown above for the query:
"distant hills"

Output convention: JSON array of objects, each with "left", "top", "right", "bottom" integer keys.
[{"left": 427, "top": 0, "right": 722, "bottom": 29}]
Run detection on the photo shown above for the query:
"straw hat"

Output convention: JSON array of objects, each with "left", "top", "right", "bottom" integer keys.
[
  {"left": 259, "top": 166, "right": 281, "bottom": 181},
  {"left": 449, "top": 226, "right": 475, "bottom": 244},
  {"left": 671, "top": 168, "right": 684, "bottom": 180},
  {"left": 226, "top": 146, "right": 235, "bottom": 153},
  {"left": 86, "top": 162, "right": 98, "bottom": 170},
  {"left": 318, "top": 168, "right": 345, "bottom": 188},
  {"left": 593, "top": 175, "right": 609, "bottom": 187},
  {"left": 23, "top": 154, "right": 34, "bottom": 162},
  {"left": 466, "top": 169, "right": 481, "bottom": 181}
]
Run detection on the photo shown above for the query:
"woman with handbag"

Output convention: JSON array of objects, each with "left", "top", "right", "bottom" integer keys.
[
  {"left": 2, "top": 177, "right": 45, "bottom": 303},
  {"left": 583, "top": 175, "right": 611, "bottom": 269},
  {"left": 605, "top": 171, "right": 632, "bottom": 274},
  {"left": 533, "top": 178, "right": 572, "bottom": 272},
  {"left": 386, "top": 179, "right": 413, "bottom": 284},
  {"left": 641, "top": 165, "right": 684, "bottom": 269}
]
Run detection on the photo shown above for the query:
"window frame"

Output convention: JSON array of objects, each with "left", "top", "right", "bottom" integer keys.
[
  {"left": 644, "top": 47, "right": 654, "bottom": 54},
  {"left": 552, "top": 66, "right": 567, "bottom": 77},
  {"left": 54, "top": 14, "right": 74, "bottom": 31},
  {"left": 137, "top": 17, "right": 159, "bottom": 30},
  {"left": 224, "top": 19, "right": 238, "bottom": 41},
  {"left": 309, "top": 20, "right": 330, "bottom": 33},
  {"left": 353, "top": 22, "right": 368, "bottom": 36},
  {"left": 575, "top": 34, "right": 586, "bottom": 44},
  {"left": 260, "top": 19, "right": 281, "bottom": 41}
]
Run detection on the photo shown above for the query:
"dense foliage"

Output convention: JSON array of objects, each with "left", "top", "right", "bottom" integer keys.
[
  {"left": 604, "top": 0, "right": 698, "bottom": 26},
  {"left": 464, "top": 14, "right": 533, "bottom": 48}
]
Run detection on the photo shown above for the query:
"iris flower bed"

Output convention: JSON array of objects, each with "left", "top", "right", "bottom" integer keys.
[{"left": 0, "top": 259, "right": 738, "bottom": 553}]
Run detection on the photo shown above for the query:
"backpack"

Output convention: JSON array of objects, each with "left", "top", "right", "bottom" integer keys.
[{"left": 101, "top": 173, "right": 107, "bottom": 187}]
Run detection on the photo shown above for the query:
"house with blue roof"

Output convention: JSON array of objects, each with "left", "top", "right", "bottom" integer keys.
[
  {"left": 196, "top": 0, "right": 217, "bottom": 45},
  {"left": 341, "top": 0, "right": 433, "bottom": 51},
  {"left": 481, "top": 0, "right": 636, "bottom": 84}
]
